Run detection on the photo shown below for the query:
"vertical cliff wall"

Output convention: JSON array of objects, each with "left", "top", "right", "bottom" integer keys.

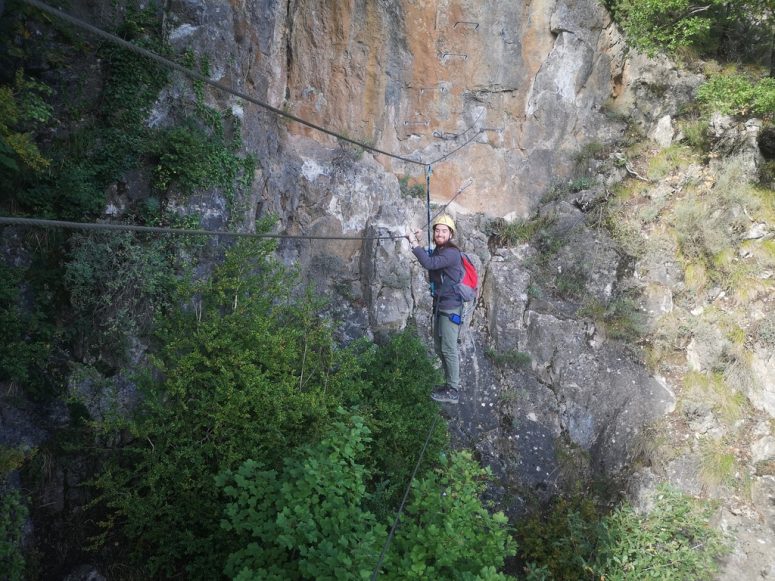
[{"left": 158, "top": 0, "right": 694, "bottom": 497}]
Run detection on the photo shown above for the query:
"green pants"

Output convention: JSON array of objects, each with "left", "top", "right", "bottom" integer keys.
[{"left": 434, "top": 306, "right": 462, "bottom": 390}]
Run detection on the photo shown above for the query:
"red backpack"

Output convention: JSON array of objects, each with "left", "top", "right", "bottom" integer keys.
[{"left": 455, "top": 253, "right": 479, "bottom": 302}]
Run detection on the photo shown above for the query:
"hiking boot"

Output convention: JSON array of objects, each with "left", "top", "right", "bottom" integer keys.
[{"left": 431, "top": 385, "right": 459, "bottom": 404}]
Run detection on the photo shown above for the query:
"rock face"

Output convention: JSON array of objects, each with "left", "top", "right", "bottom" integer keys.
[
  {"left": 8, "top": 1, "right": 775, "bottom": 577},
  {"left": 86, "top": 0, "right": 704, "bottom": 503},
  {"left": 165, "top": 0, "right": 696, "bottom": 224}
]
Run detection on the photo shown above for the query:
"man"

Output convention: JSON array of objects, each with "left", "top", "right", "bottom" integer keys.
[{"left": 407, "top": 215, "right": 463, "bottom": 404}]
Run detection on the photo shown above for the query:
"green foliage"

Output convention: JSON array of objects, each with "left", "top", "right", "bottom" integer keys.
[
  {"left": 92, "top": 236, "right": 356, "bottom": 577},
  {"left": 354, "top": 330, "right": 447, "bottom": 515},
  {"left": 605, "top": 0, "right": 771, "bottom": 59},
  {"left": 150, "top": 113, "right": 255, "bottom": 200},
  {"left": 3, "top": 4, "right": 253, "bottom": 222},
  {"left": 219, "top": 412, "right": 387, "bottom": 580},
  {"left": 382, "top": 450, "right": 516, "bottom": 580},
  {"left": 0, "top": 262, "right": 53, "bottom": 389},
  {"left": 580, "top": 294, "right": 646, "bottom": 343},
  {"left": 519, "top": 486, "right": 727, "bottom": 580},
  {"left": 697, "top": 73, "right": 775, "bottom": 118},
  {"left": 0, "top": 487, "right": 28, "bottom": 581},
  {"left": 221, "top": 433, "right": 514, "bottom": 581},
  {"left": 63, "top": 232, "right": 177, "bottom": 367},
  {"left": 0, "top": 69, "right": 52, "bottom": 175},
  {"left": 0, "top": 4, "right": 168, "bottom": 220},
  {"left": 489, "top": 215, "right": 554, "bottom": 247},
  {"left": 592, "top": 487, "right": 727, "bottom": 579},
  {"left": 519, "top": 495, "right": 600, "bottom": 580},
  {"left": 607, "top": 0, "right": 719, "bottom": 54},
  {"left": 0, "top": 447, "right": 28, "bottom": 478},
  {"left": 680, "top": 116, "right": 711, "bottom": 151},
  {"left": 699, "top": 437, "right": 737, "bottom": 491},
  {"left": 399, "top": 175, "right": 426, "bottom": 199},
  {"left": 485, "top": 348, "right": 532, "bottom": 369}
]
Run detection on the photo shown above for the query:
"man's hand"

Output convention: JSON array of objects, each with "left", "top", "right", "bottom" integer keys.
[{"left": 407, "top": 229, "right": 421, "bottom": 247}]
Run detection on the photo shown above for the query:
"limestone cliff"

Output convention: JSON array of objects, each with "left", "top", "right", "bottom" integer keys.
[
  {"left": 161, "top": 2, "right": 774, "bottom": 577},
  {"left": 3, "top": 0, "right": 774, "bottom": 578}
]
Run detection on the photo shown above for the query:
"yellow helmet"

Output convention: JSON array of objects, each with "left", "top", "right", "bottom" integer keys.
[{"left": 432, "top": 214, "right": 456, "bottom": 234}]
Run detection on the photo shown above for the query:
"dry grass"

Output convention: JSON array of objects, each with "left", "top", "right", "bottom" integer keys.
[
  {"left": 646, "top": 145, "right": 698, "bottom": 180},
  {"left": 630, "top": 420, "right": 680, "bottom": 471},
  {"left": 698, "top": 436, "right": 737, "bottom": 493},
  {"left": 683, "top": 370, "right": 747, "bottom": 426}
]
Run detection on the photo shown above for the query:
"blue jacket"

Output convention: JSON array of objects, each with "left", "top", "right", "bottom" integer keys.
[{"left": 412, "top": 243, "right": 464, "bottom": 311}]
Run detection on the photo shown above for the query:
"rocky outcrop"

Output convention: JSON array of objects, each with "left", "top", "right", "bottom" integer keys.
[{"left": 7, "top": 1, "right": 774, "bottom": 578}]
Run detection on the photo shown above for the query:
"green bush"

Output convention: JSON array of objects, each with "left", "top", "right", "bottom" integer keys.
[
  {"left": 605, "top": 0, "right": 770, "bottom": 60},
  {"left": 592, "top": 487, "right": 727, "bottom": 579},
  {"left": 221, "top": 440, "right": 515, "bottom": 581},
  {"left": 150, "top": 115, "right": 256, "bottom": 200},
  {"left": 606, "top": 0, "right": 717, "bottom": 54},
  {"left": 355, "top": 330, "right": 447, "bottom": 516},
  {"left": 0, "top": 488, "right": 28, "bottom": 581},
  {"left": 0, "top": 262, "right": 53, "bottom": 390},
  {"left": 519, "top": 485, "right": 727, "bottom": 580},
  {"left": 63, "top": 232, "right": 177, "bottom": 366},
  {"left": 92, "top": 237, "right": 353, "bottom": 577},
  {"left": 697, "top": 73, "right": 775, "bottom": 118},
  {"left": 0, "top": 69, "right": 52, "bottom": 176},
  {"left": 218, "top": 412, "right": 387, "bottom": 580},
  {"left": 490, "top": 215, "right": 554, "bottom": 247},
  {"left": 382, "top": 450, "right": 516, "bottom": 580}
]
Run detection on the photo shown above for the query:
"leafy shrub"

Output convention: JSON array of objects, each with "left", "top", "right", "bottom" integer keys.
[
  {"left": 222, "top": 434, "right": 515, "bottom": 581},
  {"left": 92, "top": 238, "right": 355, "bottom": 577},
  {"left": 579, "top": 294, "right": 646, "bottom": 343},
  {"left": 519, "top": 485, "right": 727, "bottom": 580},
  {"left": 519, "top": 495, "right": 599, "bottom": 580},
  {"left": 0, "top": 69, "right": 52, "bottom": 176},
  {"left": 605, "top": 0, "right": 718, "bottom": 54},
  {"left": 489, "top": 214, "right": 554, "bottom": 247},
  {"left": 0, "top": 446, "right": 29, "bottom": 478},
  {"left": 150, "top": 115, "right": 256, "bottom": 200},
  {"left": 355, "top": 330, "right": 447, "bottom": 516},
  {"left": 697, "top": 73, "right": 775, "bottom": 118},
  {"left": 382, "top": 450, "right": 517, "bottom": 580},
  {"left": 63, "top": 232, "right": 177, "bottom": 366},
  {"left": 399, "top": 175, "right": 426, "bottom": 199},
  {"left": 595, "top": 487, "right": 727, "bottom": 579},
  {"left": 0, "top": 487, "right": 28, "bottom": 581},
  {"left": 218, "top": 412, "right": 387, "bottom": 579},
  {"left": 0, "top": 262, "right": 53, "bottom": 390},
  {"left": 606, "top": 0, "right": 770, "bottom": 60},
  {"left": 681, "top": 117, "right": 711, "bottom": 151}
]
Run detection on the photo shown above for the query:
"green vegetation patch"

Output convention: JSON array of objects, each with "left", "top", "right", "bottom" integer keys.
[
  {"left": 0, "top": 488, "right": 28, "bottom": 581},
  {"left": 697, "top": 73, "right": 775, "bottom": 119},
  {"left": 520, "top": 485, "right": 728, "bottom": 580}
]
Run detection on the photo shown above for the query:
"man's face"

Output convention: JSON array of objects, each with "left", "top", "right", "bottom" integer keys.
[{"left": 434, "top": 225, "right": 451, "bottom": 245}]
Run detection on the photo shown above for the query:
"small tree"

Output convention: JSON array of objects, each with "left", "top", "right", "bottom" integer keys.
[
  {"left": 381, "top": 450, "right": 516, "bottom": 580},
  {"left": 93, "top": 237, "right": 359, "bottom": 577},
  {"left": 219, "top": 412, "right": 387, "bottom": 580}
]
